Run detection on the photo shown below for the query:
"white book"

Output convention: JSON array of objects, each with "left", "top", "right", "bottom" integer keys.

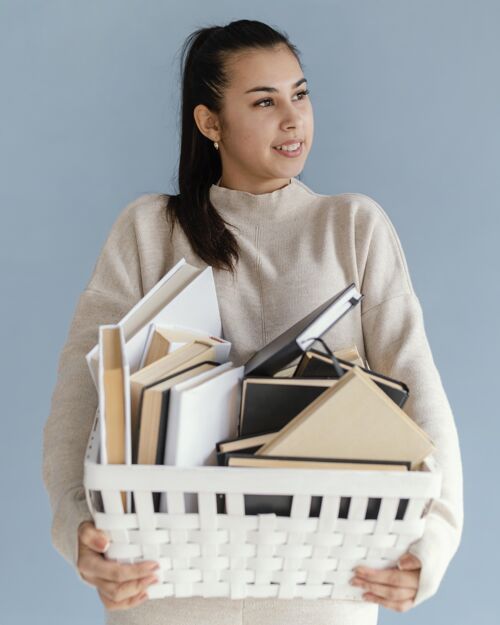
[
  {"left": 86, "top": 258, "right": 222, "bottom": 388},
  {"left": 159, "top": 362, "right": 244, "bottom": 513}
]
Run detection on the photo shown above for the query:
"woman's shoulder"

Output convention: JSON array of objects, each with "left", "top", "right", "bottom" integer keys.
[
  {"left": 99, "top": 192, "right": 174, "bottom": 262},
  {"left": 119, "top": 192, "right": 171, "bottom": 224},
  {"left": 296, "top": 180, "right": 389, "bottom": 221},
  {"left": 335, "top": 191, "right": 397, "bottom": 228},
  {"left": 318, "top": 188, "right": 391, "bottom": 222},
  {"left": 298, "top": 183, "right": 396, "bottom": 241}
]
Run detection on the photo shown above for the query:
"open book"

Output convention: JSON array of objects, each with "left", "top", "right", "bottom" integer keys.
[{"left": 86, "top": 258, "right": 224, "bottom": 386}]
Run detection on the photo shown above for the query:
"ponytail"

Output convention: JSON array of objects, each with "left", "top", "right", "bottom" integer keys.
[{"left": 164, "top": 19, "right": 302, "bottom": 273}]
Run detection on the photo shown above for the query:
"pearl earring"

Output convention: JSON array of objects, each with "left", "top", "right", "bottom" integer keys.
[{"left": 214, "top": 141, "right": 219, "bottom": 150}]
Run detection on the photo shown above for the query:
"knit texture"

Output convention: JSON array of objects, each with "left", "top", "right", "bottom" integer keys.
[{"left": 43, "top": 177, "right": 463, "bottom": 623}]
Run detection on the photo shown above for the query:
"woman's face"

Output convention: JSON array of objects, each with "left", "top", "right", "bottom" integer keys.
[{"left": 207, "top": 45, "right": 314, "bottom": 193}]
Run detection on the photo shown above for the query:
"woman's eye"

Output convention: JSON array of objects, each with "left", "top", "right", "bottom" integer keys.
[{"left": 256, "top": 88, "right": 310, "bottom": 108}]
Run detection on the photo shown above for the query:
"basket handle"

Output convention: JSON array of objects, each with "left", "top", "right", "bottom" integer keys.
[{"left": 306, "top": 336, "right": 345, "bottom": 378}]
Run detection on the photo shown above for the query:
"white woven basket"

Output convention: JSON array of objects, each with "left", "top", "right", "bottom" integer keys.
[{"left": 83, "top": 413, "right": 442, "bottom": 601}]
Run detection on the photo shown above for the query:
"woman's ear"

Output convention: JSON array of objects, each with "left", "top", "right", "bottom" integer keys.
[{"left": 193, "top": 103, "right": 221, "bottom": 143}]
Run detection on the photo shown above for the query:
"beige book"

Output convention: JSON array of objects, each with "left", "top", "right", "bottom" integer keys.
[
  {"left": 331, "top": 345, "right": 365, "bottom": 367},
  {"left": 273, "top": 363, "right": 299, "bottom": 378},
  {"left": 228, "top": 455, "right": 409, "bottom": 471},
  {"left": 137, "top": 362, "right": 217, "bottom": 464},
  {"left": 143, "top": 326, "right": 226, "bottom": 368},
  {"left": 257, "top": 366, "right": 435, "bottom": 470},
  {"left": 101, "top": 328, "right": 127, "bottom": 465},
  {"left": 129, "top": 340, "right": 217, "bottom": 458},
  {"left": 217, "top": 431, "right": 277, "bottom": 454},
  {"left": 100, "top": 326, "right": 129, "bottom": 509},
  {"left": 143, "top": 330, "right": 171, "bottom": 368}
]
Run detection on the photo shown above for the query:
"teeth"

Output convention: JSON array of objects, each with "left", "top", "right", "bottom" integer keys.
[{"left": 275, "top": 142, "right": 301, "bottom": 151}]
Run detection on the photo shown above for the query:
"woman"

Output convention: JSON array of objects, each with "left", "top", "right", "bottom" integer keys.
[{"left": 43, "top": 19, "right": 463, "bottom": 624}]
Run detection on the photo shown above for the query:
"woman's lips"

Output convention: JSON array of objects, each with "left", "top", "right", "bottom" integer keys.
[{"left": 272, "top": 142, "right": 303, "bottom": 158}]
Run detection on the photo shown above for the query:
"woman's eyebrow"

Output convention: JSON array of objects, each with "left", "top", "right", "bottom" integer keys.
[{"left": 244, "top": 77, "right": 307, "bottom": 94}]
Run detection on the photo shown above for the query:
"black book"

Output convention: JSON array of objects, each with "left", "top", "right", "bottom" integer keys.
[
  {"left": 243, "top": 283, "right": 363, "bottom": 377},
  {"left": 220, "top": 453, "right": 409, "bottom": 519},
  {"left": 215, "top": 430, "right": 277, "bottom": 465},
  {"left": 295, "top": 349, "right": 410, "bottom": 408},
  {"left": 224, "top": 452, "right": 411, "bottom": 471},
  {"left": 239, "top": 377, "right": 337, "bottom": 436},
  {"left": 217, "top": 453, "right": 411, "bottom": 520}
]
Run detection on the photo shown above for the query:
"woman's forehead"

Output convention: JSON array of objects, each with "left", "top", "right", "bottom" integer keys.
[{"left": 226, "top": 49, "right": 303, "bottom": 93}]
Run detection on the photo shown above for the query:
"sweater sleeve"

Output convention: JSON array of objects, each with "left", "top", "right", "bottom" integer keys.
[
  {"left": 42, "top": 196, "right": 147, "bottom": 577},
  {"left": 356, "top": 195, "right": 464, "bottom": 608}
]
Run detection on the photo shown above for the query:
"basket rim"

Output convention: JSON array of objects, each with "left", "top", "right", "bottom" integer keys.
[{"left": 85, "top": 412, "right": 442, "bottom": 499}]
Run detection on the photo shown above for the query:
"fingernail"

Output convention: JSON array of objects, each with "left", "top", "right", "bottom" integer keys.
[
  {"left": 144, "top": 575, "right": 158, "bottom": 585},
  {"left": 97, "top": 539, "right": 109, "bottom": 552},
  {"left": 146, "top": 562, "right": 160, "bottom": 571}
]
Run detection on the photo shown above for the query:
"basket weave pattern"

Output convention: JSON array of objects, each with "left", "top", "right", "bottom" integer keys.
[{"left": 84, "top": 420, "right": 441, "bottom": 601}]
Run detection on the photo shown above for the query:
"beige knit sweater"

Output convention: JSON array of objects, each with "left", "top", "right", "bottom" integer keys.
[{"left": 43, "top": 176, "right": 463, "bottom": 624}]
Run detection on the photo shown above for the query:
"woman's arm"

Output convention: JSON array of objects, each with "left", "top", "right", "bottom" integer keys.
[
  {"left": 354, "top": 194, "right": 464, "bottom": 607},
  {"left": 42, "top": 195, "right": 148, "bottom": 573}
]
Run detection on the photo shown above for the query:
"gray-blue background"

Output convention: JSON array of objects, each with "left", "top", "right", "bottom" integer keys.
[{"left": 1, "top": 1, "right": 497, "bottom": 622}]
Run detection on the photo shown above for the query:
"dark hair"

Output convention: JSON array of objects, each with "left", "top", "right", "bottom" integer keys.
[{"left": 164, "top": 19, "right": 303, "bottom": 274}]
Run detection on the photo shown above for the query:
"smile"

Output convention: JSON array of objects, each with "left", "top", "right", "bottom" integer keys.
[{"left": 272, "top": 142, "right": 303, "bottom": 157}]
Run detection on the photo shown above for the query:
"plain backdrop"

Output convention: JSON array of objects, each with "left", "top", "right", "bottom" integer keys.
[{"left": 1, "top": 1, "right": 498, "bottom": 623}]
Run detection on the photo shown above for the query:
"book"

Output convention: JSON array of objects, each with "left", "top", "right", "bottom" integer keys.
[
  {"left": 159, "top": 362, "right": 245, "bottom": 513},
  {"left": 225, "top": 453, "right": 410, "bottom": 471},
  {"left": 330, "top": 345, "right": 365, "bottom": 367},
  {"left": 216, "top": 431, "right": 278, "bottom": 454},
  {"left": 243, "top": 283, "right": 363, "bottom": 377},
  {"left": 216, "top": 431, "right": 277, "bottom": 466},
  {"left": 273, "top": 363, "right": 299, "bottom": 378},
  {"left": 295, "top": 349, "right": 409, "bottom": 407},
  {"left": 86, "top": 258, "right": 225, "bottom": 385},
  {"left": 137, "top": 360, "right": 219, "bottom": 511},
  {"left": 239, "top": 377, "right": 339, "bottom": 436},
  {"left": 164, "top": 362, "right": 244, "bottom": 467},
  {"left": 139, "top": 324, "right": 230, "bottom": 369},
  {"left": 98, "top": 324, "right": 131, "bottom": 511},
  {"left": 129, "top": 339, "right": 231, "bottom": 461},
  {"left": 229, "top": 494, "right": 408, "bottom": 519},
  {"left": 273, "top": 344, "right": 365, "bottom": 378},
  {"left": 257, "top": 366, "right": 436, "bottom": 470},
  {"left": 136, "top": 361, "right": 219, "bottom": 465}
]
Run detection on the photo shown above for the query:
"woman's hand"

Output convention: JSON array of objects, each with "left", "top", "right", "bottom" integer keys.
[
  {"left": 350, "top": 552, "right": 422, "bottom": 612},
  {"left": 77, "top": 521, "right": 160, "bottom": 611}
]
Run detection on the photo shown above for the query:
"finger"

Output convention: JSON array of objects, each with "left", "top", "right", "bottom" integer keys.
[
  {"left": 78, "top": 521, "right": 109, "bottom": 553},
  {"left": 362, "top": 592, "right": 415, "bottom": 613},
  {"left": 79, "top": 551, "right": 159, "bottom": 584},
  {"left": 353, "top": 566, "right": 419, "bottom": 589},
  {"left": 89, "top": 574, "right": 158, "bottom": 603},
  {"left": 352, "top": 578, "right": 416, "bottom": 602},
  {"left": 398, "top": 553, "right": 422, "bottom": 570},
  {"left": 98, "top": 588, "right": 149, "bottom": 612}
]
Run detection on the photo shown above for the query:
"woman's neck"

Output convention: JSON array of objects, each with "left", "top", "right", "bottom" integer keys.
[
  {"left": 216, "top": 175, "right": 293, "bottom": 195},
  {"left": 209, "top": 176, "right": 311, "bottom": 226}
]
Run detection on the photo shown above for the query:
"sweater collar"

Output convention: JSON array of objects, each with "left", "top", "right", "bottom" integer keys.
[{"left": 209, "top": 176, "right": 311, "bottom": 225}]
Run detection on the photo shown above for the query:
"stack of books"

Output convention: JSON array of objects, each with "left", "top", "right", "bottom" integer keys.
[
  {"left": 86, "top": 259, "right": 245, "bottom": 512},
  {"left": 214, "top": 284, "right": 435, "bottom": 501},
  {"left": 86, "top": 258, "right": 436, "bottom": 517}
]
